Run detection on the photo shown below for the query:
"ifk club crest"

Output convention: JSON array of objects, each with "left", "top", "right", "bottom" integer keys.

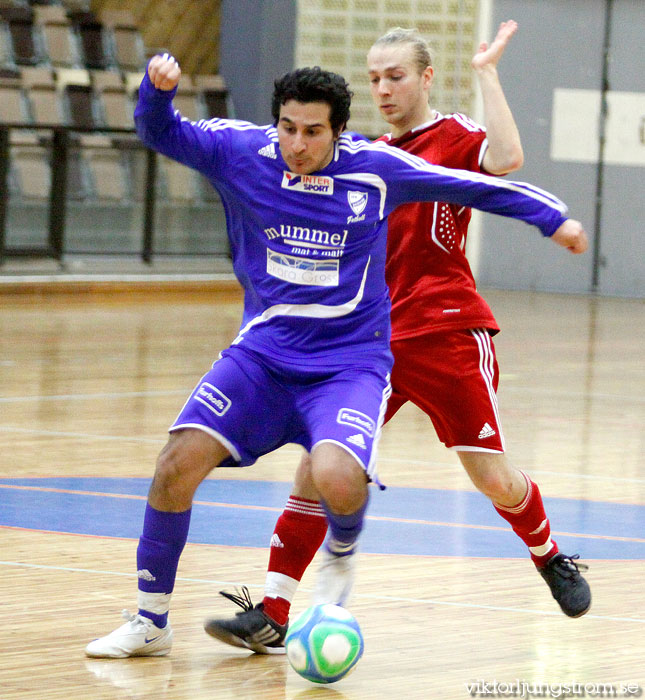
[{"left": 348, "top": 190, "right": 368, "bottom": 216}]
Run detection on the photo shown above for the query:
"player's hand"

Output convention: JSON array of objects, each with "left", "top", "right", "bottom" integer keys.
[
  {"left": 551, "top": 219, "right": 589, "bottom": 254},
  {"left": 148, "top": 53, "right": 181, "bottom": 91},
  {"left": 472, "top": 20, "right": 518, "bottom": 72}
]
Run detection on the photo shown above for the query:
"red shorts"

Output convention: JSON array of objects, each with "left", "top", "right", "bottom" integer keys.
[{"left": 385, "top": 328, "right": 505, "bottom": 452}]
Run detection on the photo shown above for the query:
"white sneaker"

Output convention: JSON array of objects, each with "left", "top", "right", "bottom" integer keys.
[
  {"left": 311, "top": 548, "right": 357, "bottom": 607},
  {"left": 85, "top": 610, "right": 173, "bottom": 658}
]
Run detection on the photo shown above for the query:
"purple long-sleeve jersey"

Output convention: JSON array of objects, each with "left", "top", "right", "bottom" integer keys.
[{"left": 135, "top": 73, "right": 568, "bottom": 371}]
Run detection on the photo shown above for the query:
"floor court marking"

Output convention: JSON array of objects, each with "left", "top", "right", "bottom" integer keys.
[
  {"left": 2, "top": 483, "right": 643, "bottom": 544},
  {"left": 0, "top": 389, "right": 191, "bottom": 403},
  {"left": 0, "top": 559, "right": 642, "bottom": 624},
  {"left": 1, "top": 384, "right": 643, "bottom": 404},
  {"left": 1, "top": 426, "right": 645, "bottom": 487},
  {"left": 0, "top": 425, "right": 167, "bottom": 444}
]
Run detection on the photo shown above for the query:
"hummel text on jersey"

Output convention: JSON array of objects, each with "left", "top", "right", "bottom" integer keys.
[{"left": 263, "top": 224, "right": 348, "bottom": 250}]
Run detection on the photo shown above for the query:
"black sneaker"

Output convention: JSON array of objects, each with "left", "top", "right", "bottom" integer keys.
[
  {"left": 538, "top": 553, "right": 591, "bottom": 618},
  {"left": 204, "top": 586, "right": 287, "bottom": 654}
]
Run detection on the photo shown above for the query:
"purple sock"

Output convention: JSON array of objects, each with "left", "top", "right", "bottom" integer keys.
[
  {"left": 136, "top": 503, "right": 191, "bottom": 627},
  {"left": 321, "top": 491, "right": 370, "bottom": 556}
]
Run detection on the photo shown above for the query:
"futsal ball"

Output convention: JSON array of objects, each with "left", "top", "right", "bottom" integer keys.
[{"left": 285, "top": 604, "right": 364, "bottom": 684}]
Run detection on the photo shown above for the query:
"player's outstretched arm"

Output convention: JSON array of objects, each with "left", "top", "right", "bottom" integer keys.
[
  {"left": 475, "top": 20, "right": 524, "bottom": 175},
  {"left": 147, "top": 53, "right": 181, "bottom": 91},
  {"left": 472, "top": 19, "right": 518, "bottom": 73},
  {"left": 551, "top": 219, "right": 589, "bottom": 254},
  {"left": 135, "top": 53, "right": 218, "bottom": 174}
]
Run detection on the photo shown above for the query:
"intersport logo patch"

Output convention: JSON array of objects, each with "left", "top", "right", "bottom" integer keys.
[{"left": 281, "top": 171, "right": 334, "bottom": 194}]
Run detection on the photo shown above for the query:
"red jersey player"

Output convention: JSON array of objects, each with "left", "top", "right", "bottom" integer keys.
[{"left": 204, "top": 21, "right": 591, "bottom": 654}]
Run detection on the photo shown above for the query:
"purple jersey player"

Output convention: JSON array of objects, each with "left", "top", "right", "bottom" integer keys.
[{"left": 85, "top": 54, "right": 587, "bottom": 659}]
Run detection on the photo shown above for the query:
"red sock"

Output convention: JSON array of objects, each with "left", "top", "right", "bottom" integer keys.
[
  {"left": 493, "top": 472, "right": 558, "bottom": 568},
  {"left": 262, "top": 496, "right": 327, "bottom": 625}
]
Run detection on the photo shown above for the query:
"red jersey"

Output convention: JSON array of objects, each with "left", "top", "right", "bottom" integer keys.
[{"left": 378, "top": 113, "right": 500, "bottom": 340}]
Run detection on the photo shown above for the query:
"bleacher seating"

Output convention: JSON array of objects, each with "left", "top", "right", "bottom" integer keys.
[
  {"left": 21, "top": 64, "right": 60, "bottom": 122},
  {"left": 91, "top": 68, "right": 131, "bottom": 129},
  {"left": 0, "top": 3, "right": 232, "bottom": 208},
  {"left": 4, "top": 66, "right": 53, "bottom": 199},
  {"left": 0, "top": 4, "right": 44, "bottom": 66},
  {"left": 32, "top": 3, "right": 77, "bottom": 68},
  {"left": 56, "top": 66, "right": 132, "bottom": 201},
  {"left": 0, "top": 18, "right": 17, "bottom": 68},
  {"left": 0, "top": 67, "right": 46, "bottom": 199},
  {"left": 194, "top": 73, "right": 230, "bottom": 119},
  {"left": 66, "top": 8, "right": 110, "bottom": 70},
  {"left": 0, "top": 66, "right": 25, "bottom": 123},
  {"left": 99, "top": 8, "right": 145, "bottom": 72}
]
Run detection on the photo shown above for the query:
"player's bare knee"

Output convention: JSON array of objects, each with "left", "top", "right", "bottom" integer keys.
[
  {"left": 311, "top": 456, "right": 367, "bottom": 514},
  {"left": 475, "top": 472, "right": 514, "bottom": 501},
  {"left": 150, "top": 446, "right": 191, "bottom": 504}
]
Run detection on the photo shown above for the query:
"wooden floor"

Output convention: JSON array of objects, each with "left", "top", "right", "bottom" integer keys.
[{"left": 1, "top": 286, "right": 644, "bottom": 699}]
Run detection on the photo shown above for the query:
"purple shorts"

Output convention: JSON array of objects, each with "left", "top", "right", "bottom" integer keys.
[{"left": 170, "top": 345, "right": 391, "bottom": 483}]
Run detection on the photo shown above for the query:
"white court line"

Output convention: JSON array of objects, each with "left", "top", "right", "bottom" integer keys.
[
  {"left": 1, "top": 385, "right": 643, "bottom": 404},
  {"left": 0, "top": 389, "right": 190, "bottom": 403},
  {"left": 1, "top": 424, "right": 645, "bottom": 486},
  {"left": 0, "top": 559, "right": 642, "bottom": 624},
  {"left": 501, "top": 385, "right": 645, "bottom": 404},
  {"left": 0, "top": 425, "right": 166, "bottom": 444},
  {"left": 526, "top": 469, "right": 645, "bottom": 485},
  {"left": 0, "top": 273, "right": 232, "bottom": 284}
]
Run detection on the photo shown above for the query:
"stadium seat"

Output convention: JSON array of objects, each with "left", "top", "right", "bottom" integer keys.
[
  {"left": 99, "top": 9, "right": 145, "bottom": 72},
  {"left": 0, "top": 4, "right": 44, "bottom": 66},
  {"left": 158, "top": 154, "right": 199, "bottom": 204},
  {"left": 91, "top": 69, "right": 132, "bottom": 130},
  {"left": 172, "top": 73, "right": 200, "bottom": 121},
  {"left": 56, "top": 67, "right": 134, "bottom": 201},
  {"left": 56, "top": 66, "right": 94, "bottom": 127},
  {"left": 7, "top": 66, "right": 55, "bottom": 199},
  {"left": 0, "top": 66, "right": 25, "bottom": 122},
  {"left": 33, "top": 3, "right": 78, "bottom": 67},
  {"left": 0, "top": 18, "right": 18, "bottom": 68},
  {"left": 123, "top": 68, "right": 146, "bottom": 102},
  {"left": 67, "top": 9, "right": 110, "bottom": 70},
  {"left": 194, "top": 74, "right": 231, "bottom": 119},
  {"left": 21, "top": 64, "right": 61, "bottom": 122},
  {"left": 59, "top": 0, "right": 89, "bottom": 10},
  {"left": 79, "top": 131, "right": 128, "bottom": 201}
]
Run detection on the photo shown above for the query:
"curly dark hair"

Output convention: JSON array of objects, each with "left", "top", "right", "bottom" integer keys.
[{"left": 272, "top": 66, "right": 352, "bottom": 135}]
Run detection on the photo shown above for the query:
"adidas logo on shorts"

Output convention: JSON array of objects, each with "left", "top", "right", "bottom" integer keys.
[
  {"left": 346, "top": 433, "right": 367, "bottom": 449},
  {"left": 478, "top": 422, "right": 496, "bottom": 439},
  {"left": 270, "top": 534, "right": 284, "bottom": 548}
]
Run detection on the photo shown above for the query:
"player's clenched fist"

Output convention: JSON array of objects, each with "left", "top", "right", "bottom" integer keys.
[
  {"left": 552, "top": 219, "right": 588, "bottom": 254},
  {"left": 148, "top": 53, "right": 181, "bottom": 91}
]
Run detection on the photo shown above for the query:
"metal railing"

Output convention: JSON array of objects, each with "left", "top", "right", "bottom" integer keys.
[{"left": 0, "top": 123, "right": 158, "bottom": 264}]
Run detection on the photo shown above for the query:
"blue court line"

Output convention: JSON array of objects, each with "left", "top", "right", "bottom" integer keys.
[{"left": 0, "top": 477, "right": 643, "bottom": 560}]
